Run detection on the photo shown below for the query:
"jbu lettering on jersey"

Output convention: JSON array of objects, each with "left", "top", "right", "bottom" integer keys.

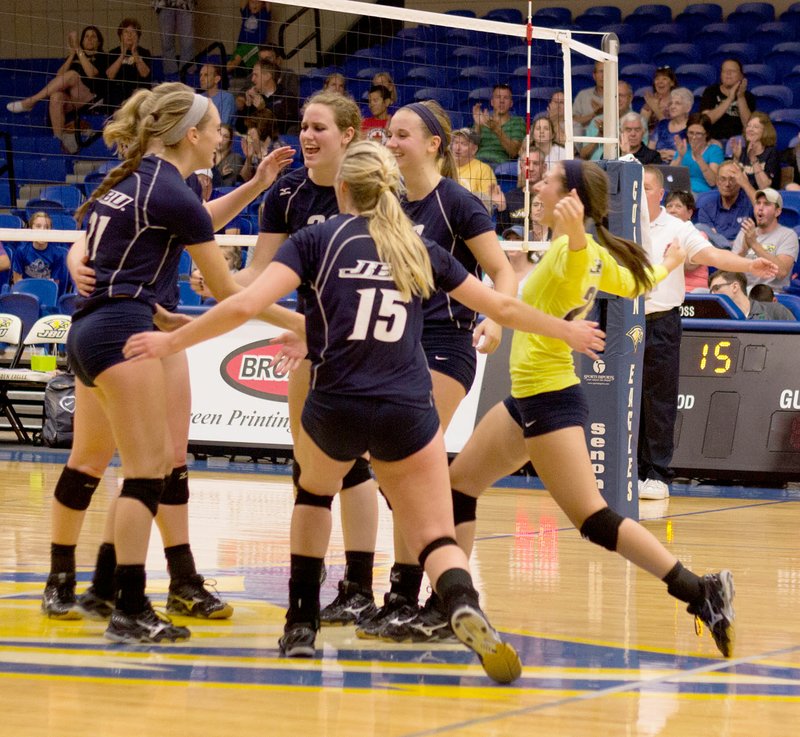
[
  {"left": 98, "top": 190, "right": 133, "bottom": 210},
  {"left": 339, "top": 260, "right": 393, "bottom": 280}
]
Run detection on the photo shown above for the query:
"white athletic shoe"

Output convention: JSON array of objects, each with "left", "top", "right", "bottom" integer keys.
[
  {"left": 639, "top": 478, "right": 669, "bottom": 500},
  {"left": 637, "top": 478, "right": 644, "bottom": 495},
  {"left": 6, "top": 101, "right": 26, "bottom": 113}
]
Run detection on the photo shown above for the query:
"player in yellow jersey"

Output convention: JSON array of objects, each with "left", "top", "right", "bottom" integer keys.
[{"left": 446, "top": 159, "right": 736, "bottom": 659}]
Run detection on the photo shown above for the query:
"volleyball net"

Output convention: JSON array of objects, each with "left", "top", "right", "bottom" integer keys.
[{"left": 0, "top": 1, "right": 620, "bottom": 256}]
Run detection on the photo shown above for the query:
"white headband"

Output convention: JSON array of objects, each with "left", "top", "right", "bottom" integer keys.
[{"left": 162, "top": 94, "right": 210, "bottom": 145}]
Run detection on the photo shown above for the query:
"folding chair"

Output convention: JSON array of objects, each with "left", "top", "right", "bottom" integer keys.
[{"left": 0, "top": 313, "right": 71, "bottom": 443}]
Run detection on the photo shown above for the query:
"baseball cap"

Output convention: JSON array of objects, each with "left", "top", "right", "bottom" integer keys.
[
  {"left": 502, "top": 225, "right": 525, "bottom": 240},
  {"left": 755, "top": 188, "right": 783, "bottom": 208},
  {"left": 452, "top": 127, "right": 480, "bottom": 146}
]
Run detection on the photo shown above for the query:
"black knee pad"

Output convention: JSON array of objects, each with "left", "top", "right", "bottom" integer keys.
[
  {"left": 378, "top": 486, "right": 393, "bottom": 511},
  {"left": 342, "top": 457, "right": 372, "bottom": 489},
  {"left": 160, "top": 465, "right": 189, "bottom": 505},
  {"left": 292, "top": 459, "right": 301, "bottom": 488},
  {"left": 580, "top": 507, "right": 624, "bottom": 552},
  {"left": 53, "top": 466, "right": 101, "bottom": 511},
  {"left": 452, "top": 489, "right": 477, "bottom": 525},
  {"left": 418, "top": 536, "right": 458, "bottom": 569},
  {"left": 295, "top": 485, "right": 334, "bottom": 509},
  {"left": 120, "top": 478, "right": 165, "bottom": 517}
]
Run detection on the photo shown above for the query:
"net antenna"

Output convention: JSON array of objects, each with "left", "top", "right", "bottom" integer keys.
[{"left": 266, "top": 0, "right": 619, "bottom": 256}]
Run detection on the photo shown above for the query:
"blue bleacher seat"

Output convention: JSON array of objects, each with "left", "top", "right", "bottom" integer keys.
[
  {"left": 693, "top": 23, "right": 743, "bottom": 56},
  {"left": 402, "top": 47, "right": 436, "bottom": 67},
  {"left": 766, "top": 110, "right": 800, "bottom": 152},
  {"left": 494, "top": 161, "right": 518, "bottom": 193},
  {"left": 639, "top": 23, "right": 686, "bottom": 50},
  {"left": 765, "top": 43, "right": 800, "bottom": 78},
  {"left": 654, "top": 44, "right": 701, "bottom": 70},
  {"left": 749, "top": 22, "right": 794, "bottom": 57},
  {"left": 11, "top": 277, "right": 58, "bottom": 309},
  {"left": 0, "top": 214, "right": 24, "bottom": 229},
  {"left": 532, "top": 7, "right": 571, "bottom": 28},
  {"left": 0, "top": 292, "right": 40, "bottom": 336},
  {"left": 457, "top": 65, "right": 495, "bottom": 92},
  {"left": 618, "top": 43, "right": 652, "bottom": 68},
  {"left": 776, "top": 294, "right": 800, "bottom": 319},
  {"left": 39, "top": 185, "right": 83, "bottom": 211},
  {"left": 467, "top": 87, "right": 494, "bottom": 106},
  {"left": 178, "top": 249, "right": 193, "bottom": 277},
  {"left": 413, "top": 87, "right": 456, "bottom": 110},
  {"left": 24, "top": 199, "right": 64, "bottom": 220},
  {"left": 624, "top": 5, "right": 672, "bottom": 36},
  {"left": 709, "top": 43, "right": 759, "bottom": 67},
  {"left": 620, "top": 64, "right": 657, "bottom": 92},
  {"left": 220, "top": 215, "right": 256, "bottom": 236},
  {"left": 574, "top": 7, "right": 622, "bottom": 31},
  {"left": 675, "top": 64, "right": 717, "bottom": 90},
  {"left": 675, "top": 4, "right": 723, "bottom": 35},
  {"left": 404, "top": 66, "right": 441, "bottom": 88},
  {"left": 750, "top": 85, "right": 794, "bottom": 113},
  {"left": 48, "top": 212, "right": 77, "bottom": 231},
  {"left": 728, "top": 3, "right": 775, "bottom": 31},
  {"left": 742, "top": 63, "right": 776, "bottom": 87},
  {"left": 57, "top": 292, "right": 78, "bottom": 316},
  {"left": 482, "top": 8, "right": 524, "bottom": 24},
  {"left": 778, "top": 206, "right": 800, "bottom": 229},
  {"left": 452, "top": 47, "right": 490, "bottom": 69},
  {"left": 179, "top": 280, "right": 202, "bottom": 307},
  {"left": 597, "top": 24, "right": 635, "bottom": 44}
]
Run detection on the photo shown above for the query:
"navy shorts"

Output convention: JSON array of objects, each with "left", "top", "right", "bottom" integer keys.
[
  {"left": 301, "top": 391, "right": 441, "bottom": 462},
  {"left": 68, "top": 299, "right": 154, "bottom": 387},
  {"left": 421, "top": 323, "right": 477, "bottom": 394},
  {"left": 504, "top": 384, "right": 589, "bottom": 438}
]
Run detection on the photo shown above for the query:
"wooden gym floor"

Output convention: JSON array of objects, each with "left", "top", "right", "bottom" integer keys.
[{"left": 0, "top": 447, "right": 798, "bottom": 736}]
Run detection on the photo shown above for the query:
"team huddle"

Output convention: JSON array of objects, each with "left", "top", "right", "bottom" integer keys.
[{"left": 41, "top": 83, "right": 735, "bottom": 686}]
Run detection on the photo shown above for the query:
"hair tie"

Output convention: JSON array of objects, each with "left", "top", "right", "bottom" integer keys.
[
  {"left": 562, "top": 159, "right": 590, "bottom": 211},
  {"left": 404, "top": 102, "right": 448, "bottom": 156},
  {"left": 162, "top": 94, "right": 210, "bottom": 146}
]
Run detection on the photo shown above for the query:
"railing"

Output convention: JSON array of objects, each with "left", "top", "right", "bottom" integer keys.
[{"left": 278, "top": 7, "right": 324, "bottom": 68}]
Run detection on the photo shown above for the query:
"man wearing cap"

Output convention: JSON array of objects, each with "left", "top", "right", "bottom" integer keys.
[
  {"left": 451, "top": 127, "right": 504, "bottom": 211},
  {"left": 733, "top": 188, "right": 799, "bottom": 292}
]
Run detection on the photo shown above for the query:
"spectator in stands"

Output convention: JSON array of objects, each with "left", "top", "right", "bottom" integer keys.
[
  {"left": 322, "top": 73, "right": 347, "bottom": 95},
  {"left": 619, "top": 112, "right": 661, "bottom": 164},
  {"left": 749, "top": 283, "right": 776, "bottom": 302},
  {"left": 639, "top": 66, "right": 678, "bottom": 137},
  {"left": 649, "top": 87, "right": 692, "bottom": 163},
  {"left": 696, "top": 160, "right": 754, "bottom": 247},
  {"left": 371, "top": 71, "right": 397, "bottom": 106},
  {"left": 494, "top": 146, "right": 547, "bottom": 235},
  {"left": 473, "top": 84, "right": 525, "bottom": 164},
  {"left": 240, "top": 109, "right": 285, "bottom": 182},
  {"left": 11, "top": 212, "right": 70, "bottom": 296},
  {"left": 106, "top": 18, "right": 152, "bottom": 108},
  {"left": 451, "top": 128, "right": 505, "bottom": 213},
  {"left": 780, "top": 137, "right": 800, "bottom": 190},
  {"left": 573, "top": 60, "right": 603, "bottom": 136},
  {"left": 258, "top": 45, "right": 299, "bottom": 103},
  {"left": 671, "top": 113, "right": 723, "bottom": 193},
  {"left": 0, "top": 244, "right": 10, "bottom": 279},
  {"left": 709, "top": 271, "right": 795, "bottom": 320},
  {"left": 227, "top": 0, "right": 272, "bottom": 86},
  {"left": 193, "top": 168, "right": 213, "bottom": 202},
  {"left": 6, "top": 26, "right": 108, "bottom": 154},
  {"left": 213, "top": 124, "right": 244, "bottom": 187},
  {"left": 531, "top": 114, "right": 567, "bottom": 166},
  {"left": 700, "top": 59, "right": 755, "bottom": 143},
  {"left": 733, "top": 188, "right": 800, "bottom": 293},
  {"left": 580, "top": 81, "right": 637, "bottom": 161},
  {"left": 361, "top": 84, "right": 392, "bottom": 144},
  {"left": 152, "top": 0, "right": 196, "bottom": 81},
  {"left": 731, "top": 111, "right": 781, "bottom": 192},
  {"left": 665, "top": 190, "right": 710, "bottom": 292},
  {"left": 242, "top": 59, "right": 298, "bottom": 135},
  {"left": 501, "top": 224, "right": 539, "bottom": 295},
  {"left": 199, "top": 63, "right": 235, "bottom": 126},
  {"left": 546, "top": 90, "right": 567, "bottom": 147}
]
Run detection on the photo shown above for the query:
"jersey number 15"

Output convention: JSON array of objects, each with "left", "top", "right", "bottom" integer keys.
[{"left": 348, "top": 288, "right": 407, "bottom": 343}]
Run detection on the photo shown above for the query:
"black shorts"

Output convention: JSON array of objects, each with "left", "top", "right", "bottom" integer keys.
[
  {"left": 421, "top": 323, "right": 477, "bottom": 394},
  {"left": 68, "top": 299, "right": 154, "bottom": 387},
  {"left": 504, "top": 384, "right": 589, "bottom": 438},
  {"left": 301, "top": 391, "right": 440, "bottom": 462}
]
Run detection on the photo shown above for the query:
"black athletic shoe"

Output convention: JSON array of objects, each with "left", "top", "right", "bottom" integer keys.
[
  {"left": 166, "top": 575, "right": 233, "bottom": 619},
  {"left": 104, "top": 601, "right": 191, "bottom": 643},
  {"left": 76, "top": 587, "right": 114, "bottom": 620},
  {"left": 450, "top": 600, "right": 522, "bottom": 684},
  {"left": 380, "top": 594, "right": 457, "bottom": 643},
  {"left": 42, "top": 573, "right": 81, "bottom": 620},
  {"left": 355, "top": 592, "right": 418, "bottom": 640},
  {"left": 319, "top": 580, "right": 377, "bottom": 626},
  {"left": 688, "top": 570, "right": 735, "bottom": 658},
  {"left": 278, "top": 623, "right": 317, "bottom": 657}
]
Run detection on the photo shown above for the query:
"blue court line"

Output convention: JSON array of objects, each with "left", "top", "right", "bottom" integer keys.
[{"left": 398, "top": 643, "right": 800, "bottom": 737}]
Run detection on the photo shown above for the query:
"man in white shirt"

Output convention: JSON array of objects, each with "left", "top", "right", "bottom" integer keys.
[
  {"left": 732, "top": 188, "right": 799, "bottom": 292},
  {"left": 638, "top": 165, "right": 778, "bottom": 500}
]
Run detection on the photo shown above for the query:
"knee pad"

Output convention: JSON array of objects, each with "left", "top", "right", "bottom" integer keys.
[
  {"left": 295, "top": 485, "right": 334, "bottom": 509},
  {"left": 292, "top": 459, "right": 301, "bottom": 488},
  {"left": 452, "top": 489, "right": 477, "bottom": 525},
  {"left": 53, "top": 466, "right": 101, "bottom": 512},
  {"left": 120, "top": 478, "right": 164, "bottom": 517},
  {"left": 160, "top": 465, "right": 189, "bottom": 505},
  {"left": 341, "top": 457, "right": 372, "bottom": 489},
  {"left": 418, "top": 536, "right": 458, "bottom": 569},
  {"left": 580, "top": 507, "right": 624, "bottom": 552},
  {"left": 378, "top": 486, "right": 392, "bottom": 511}
]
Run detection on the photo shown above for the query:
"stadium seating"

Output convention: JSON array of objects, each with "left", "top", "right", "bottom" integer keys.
[
  {"left": 11, "top": 279, "right": 58, "bottom": 315},
  {"left": 750, "top": 86, "right": 794, "bottom": 114}
]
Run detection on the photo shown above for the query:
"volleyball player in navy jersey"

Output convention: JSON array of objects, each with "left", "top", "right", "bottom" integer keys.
[
  {"left": 59, "top": 83, "right": 298, "bottom": 643},
  {"left": 42, "top": 95, "right": 295, "bottom": 624},
  {"left": 124, "top": 141, "right": 604, "bottom": 681},
  {"left": 345, "top": 99, "right": 519, "bottom": 642},
  {"left": 222, "top": 92, "right": 384, "bottom": 626}
]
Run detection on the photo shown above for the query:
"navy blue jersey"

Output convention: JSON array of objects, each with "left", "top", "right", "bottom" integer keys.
[
  {"left": 402, "top": 177, "right": 494, "bottom": 330},
  {"left": 259, "top": 166, "right": 338, "bottom": 236},
  {"left": 273, "top": 214, "right": 470, "bottom": 404},
  {"left": 79, "top": 156, "right": 214, "bottom": 316}
]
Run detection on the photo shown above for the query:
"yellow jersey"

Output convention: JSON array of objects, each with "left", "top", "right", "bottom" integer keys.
[{"left": 510, "top": 233, "right": 666, "bottom": 398}]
